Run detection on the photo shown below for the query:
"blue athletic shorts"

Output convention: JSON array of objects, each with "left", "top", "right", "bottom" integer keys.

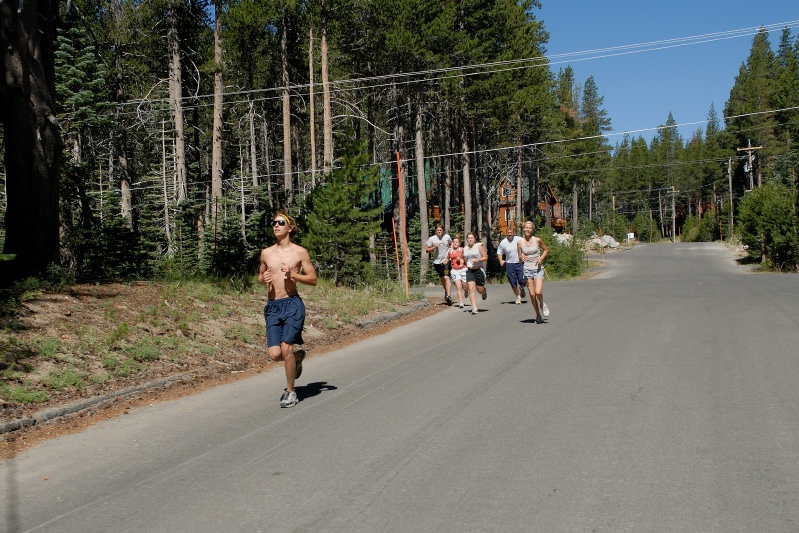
[
  {"left": 264, "top": 295, "right": 306, "bottom": 347},
  {"left": 505, "top": 262, "right": 524, "bottom": 288}
]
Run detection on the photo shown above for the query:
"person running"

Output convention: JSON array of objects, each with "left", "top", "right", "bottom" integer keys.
[
  {"left": 425, "top": 223, "right": 453, "bottom": 305},
  {"left": 463, "top": 231, "right": 489, "bottom": 315},
  {"left": 497, "top": 225, "right": 525, "bottom": 304},
  {"left": 448, "top": 235, "right": 467, "bottom": 308},
  {"left": 518, "top": 220, "right": 549, "bottom": 324},
  {"left": 259, "top": 210, "right": 318, "bottom": 408}
]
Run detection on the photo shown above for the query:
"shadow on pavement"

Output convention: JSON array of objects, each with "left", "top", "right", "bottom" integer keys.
[{"left": 296, "top": 382, "right": 338, "bottom": 402}]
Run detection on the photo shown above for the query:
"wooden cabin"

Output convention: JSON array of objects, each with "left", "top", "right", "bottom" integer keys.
[
  {"left": 497, "top": 177, "right": 520, "bottom": 236},
  {"left": 539, "top": 183, "right": 568, "bottom": 233}
]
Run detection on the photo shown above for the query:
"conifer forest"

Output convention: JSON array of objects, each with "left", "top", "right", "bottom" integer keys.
[{"left": 2, "top": 1, "right": 798, "bottom": 285}]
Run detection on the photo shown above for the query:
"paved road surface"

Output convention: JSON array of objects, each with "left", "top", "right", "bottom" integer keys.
[{"left": 3, "top": 243, "right": 799, "bottom": 532}]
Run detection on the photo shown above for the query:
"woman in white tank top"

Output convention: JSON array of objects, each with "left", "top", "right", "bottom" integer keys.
[
  {"left": 517, "top": 220, "right": 549, "bottom": 324},
  {"left": 463, "top": 232, "right": 489, "bottom": 314}
]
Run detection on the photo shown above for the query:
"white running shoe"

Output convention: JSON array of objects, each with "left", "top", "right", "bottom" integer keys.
[
  {"left": 515, "top": 296, "right": 521, "bottom": 305},
  {"left": 280, "top": 390, "right": 298, "bottom": 408},
  {"left": 542, "top": 302, "right": 550, "bottom": 317},
  {"left": 471, "top": 308, "right": 478, "bottom": 315}
]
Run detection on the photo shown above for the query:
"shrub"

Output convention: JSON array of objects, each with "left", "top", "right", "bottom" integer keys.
[
  {"left": 737, "top": 183, "right": 799, "bottom": 271},
  {"left": 632, "top": 211, "right": 659, "bottom": 242},
  {"left": 538, "top": 226, "right": 585, "bottom": 279}
]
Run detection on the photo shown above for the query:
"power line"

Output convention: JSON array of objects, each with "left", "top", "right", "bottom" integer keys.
[{"left": 114, "top": 19, "right": 799, "bottom": 108}]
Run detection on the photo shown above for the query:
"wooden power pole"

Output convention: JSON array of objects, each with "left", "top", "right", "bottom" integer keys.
[{"left": 737, "top": 139, "right": 763, "bottom": 190}]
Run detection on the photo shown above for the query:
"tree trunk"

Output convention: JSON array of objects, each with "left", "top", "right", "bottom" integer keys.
[
  {"left": 262, "top": 118, "right": 273, "bottom": 210},
  {"left": 572, "top": 182, "right": 578, "bottom": 235},
  {"left": 239, "top": 147, "right": 246, "bottom": 243},
  {"left": 478, "top": 143, "right": 491, "bottom": 247},
  {"left": 415, "top": 90, "right": 429, "bottom": 284},
  {"left": 167, "top": 0, "right": 187, "bottom": 203},
  {"left": 461, "top": 122, "right": 472, "bottom": 235},
  {"left": 444, "top": 154, "right": 452, "bottom": 231},
  {"left": 0, "top": 0, "right": 62, "bottom": 280},
  {"left": 281, "top": 13, "right": 292, "bottom": 204},
  {"left": 161, "top": 120, "right": 173, "bottom": 255},
  {"left": 110, "top": 0, "right": 133, "bottom": 229},
  {"left": 516, "top": 147, "right": 523, "bottom": 229},
  {"left": 248, "top": 99, "right": 258, "bottom": 208},
  {"left": 320, "top": 1, "right": 333, "bottom": 175},
  {"left": 211, "top": 1, "right": 224, "bottom": 207},
  {"left": 308, "top": 28, "right": 317, "bottom": 188}
]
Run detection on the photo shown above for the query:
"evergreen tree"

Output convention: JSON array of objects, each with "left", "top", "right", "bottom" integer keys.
[
  {"left": 650, "top": 113, "right": 683, "bottom": 237},
  {"left": 737, "top": 182, "right": 798, "bottom": 270},
  {"left": 578, "top": 75, "right": 612, "bottom": 223},
  {"left": 626, "top": 135, "right": 659, "bottom": 231},
  {"left": 724, "top": 28, "right": 780, "bottom": 183},
  {"left": 548, "top": 66, "right": 582, "bottom": 207},
  {"left": 55, "top": 7, "right": 114, "bottom": 275},
  {"left": 304, "top": 125, "right": 382, "bottom": 286},
  {"left": 773, "top": 27, "right": 799, "bottom": 187}
]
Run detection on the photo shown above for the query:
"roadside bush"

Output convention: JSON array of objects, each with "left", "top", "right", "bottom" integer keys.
[
  {"left": 632, "top": 211, "right": 659, "bottom": 242},
  {"left": 600, "top": 213, "right": 630, "bottom": 243},
  {"left": 737, "top": 183, "right": 799, "bottom": 271},
  {"left": 575, "top": 215, "right": 596, "bottom": 240},
  {"left": 538, "top": 226, "right": 585, "bottom": 279},
  {"left": 681, "top": 215, "right": 700, "bottom": 242}
]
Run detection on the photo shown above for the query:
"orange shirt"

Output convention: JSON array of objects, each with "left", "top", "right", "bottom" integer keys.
[{"left": 449, "top": 247, "right": 465, "bottom": 269}]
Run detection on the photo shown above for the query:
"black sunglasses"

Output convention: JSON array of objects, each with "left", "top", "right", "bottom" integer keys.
[{"left": 272, "top": 219, "right": 287, "bottom": 227}]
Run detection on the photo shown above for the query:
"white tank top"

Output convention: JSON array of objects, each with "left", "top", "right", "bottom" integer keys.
[
  {"left": 463, "top": 243, "right": 484, "bottom": 269},
  {"left": 520, "top": 237, "right": 540, "bottom": 270}
]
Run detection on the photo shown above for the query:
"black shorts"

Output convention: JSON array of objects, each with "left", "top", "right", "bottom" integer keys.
[
  {"left": 465, "top": 268, "right": 485, "bottom": 286},
  {"left": 433, "top": 262, "right": 450, "bottom": 278}
]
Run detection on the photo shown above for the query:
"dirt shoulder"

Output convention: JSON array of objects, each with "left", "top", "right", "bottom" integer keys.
[{"left": 0, "top": 282, "right": 444, "bottom": 460}]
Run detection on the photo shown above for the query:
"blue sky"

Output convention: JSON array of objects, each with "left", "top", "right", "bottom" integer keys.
[{"left": 537, "top": 1, "right": 799, "bottom": 145}]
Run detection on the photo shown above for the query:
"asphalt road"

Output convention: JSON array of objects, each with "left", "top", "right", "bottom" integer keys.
[{"left": 3, "top": 242, "right": 799, "bottom": 533}]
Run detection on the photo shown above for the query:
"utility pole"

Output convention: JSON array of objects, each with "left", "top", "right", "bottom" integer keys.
[
  {"left": 728, "top": 158, "right": 734, "bottom": 235},
  {"left": 737, "top": 139, "right": 763, "bottom": 190},
  {"left": 671, "top": 186, "right": 677, "bottom": 242}
]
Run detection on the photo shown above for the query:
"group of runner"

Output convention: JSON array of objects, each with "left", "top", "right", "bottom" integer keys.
[
  {"left": 427, "top": 222, "right": 549, "bottom": 322},
  {"left": 257, "top": 212, "right": 550, "bottom": 408}
]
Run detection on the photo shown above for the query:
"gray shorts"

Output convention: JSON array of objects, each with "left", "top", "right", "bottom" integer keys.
[{"left": 524, "top": 265, "right": 544, "bottom": 280}]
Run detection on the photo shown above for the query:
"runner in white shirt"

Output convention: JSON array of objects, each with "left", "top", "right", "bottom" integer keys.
[
  {"left": 463, "top": 231, "right": 489, "bottom": 314},
  {"left": 496, "top": 225, "right": 526, "bottom": 304},
  {"left": 425, "top": 223, "right": 453, "bottom": 305}
]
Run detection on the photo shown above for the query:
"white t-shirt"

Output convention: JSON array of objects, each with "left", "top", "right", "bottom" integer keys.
[
  {"left": 425, "top": 234, "right": 452, "bottom": 264},
  {"left": 497, "top": 236, "right": 522, "bottom": 263}
]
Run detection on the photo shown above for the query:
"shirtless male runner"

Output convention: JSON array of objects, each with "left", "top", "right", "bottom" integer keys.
[{"left": 258, "top": 211, "right": 317, "bottom": 407}]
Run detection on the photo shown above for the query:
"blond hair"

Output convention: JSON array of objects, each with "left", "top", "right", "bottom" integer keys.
[{"left": 275, "top": 210, "right": 298, "bottom": 236}]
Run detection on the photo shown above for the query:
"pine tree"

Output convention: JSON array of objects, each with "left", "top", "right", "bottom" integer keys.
[
  {"left": 724, "top": 28, "right": 780, "bottom": 183},
  {"left": 55, "top": 9, "right": 114, "bottom": 275},
  {"left": 304, "top": 126, "right": 382, "bottom": 286},
  {"left": 773, "top": 27, "right": 799, "bottom": 187},
  {"left": 579, "top": 75, "right": 612, "bottom": 223}
]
